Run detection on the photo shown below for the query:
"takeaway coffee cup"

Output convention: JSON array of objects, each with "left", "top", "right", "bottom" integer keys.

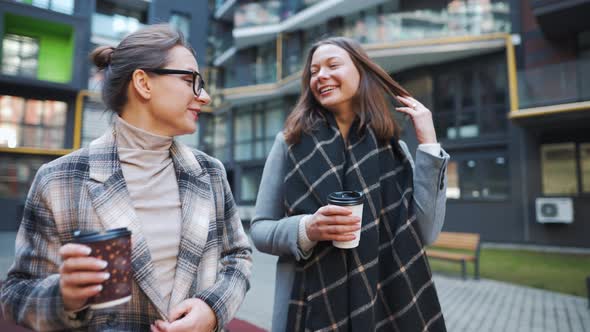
[
  {"left": 327, "top": 191, "right": 365, "bottom": 249},
  {"left": 73, "top": 228, "right": 132, "bottom": 309}
]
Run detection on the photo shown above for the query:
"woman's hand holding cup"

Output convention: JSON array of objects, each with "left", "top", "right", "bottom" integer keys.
[
  {"left": 305, "top": 205, "right": 361, "bottom": 242},
  {"left": 58, "top": 243, "right": 109, "bottom": 311}
]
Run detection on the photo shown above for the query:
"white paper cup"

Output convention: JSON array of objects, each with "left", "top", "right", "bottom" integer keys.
[{"left": 327, "top": 191, "right": 365, "bottom": 249}]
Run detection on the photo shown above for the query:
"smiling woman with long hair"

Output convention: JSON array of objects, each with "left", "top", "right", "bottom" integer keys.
[
  {"left": 0, "top": 24, "right": 252, "bottom": 332},
  {"left": 251, "top": 36, "right": 450, "bottom": 332}
]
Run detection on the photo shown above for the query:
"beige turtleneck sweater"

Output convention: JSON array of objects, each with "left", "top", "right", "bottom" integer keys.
[{"left": 115, "top": 116, "right": 182, "bottom": 311}]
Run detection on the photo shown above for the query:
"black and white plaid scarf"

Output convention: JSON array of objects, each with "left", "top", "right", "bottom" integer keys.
[{"left": 284, "top": 114, "right": 446, "bottom": 332}]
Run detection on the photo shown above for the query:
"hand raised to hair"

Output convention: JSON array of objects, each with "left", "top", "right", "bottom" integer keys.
[{"left": 396, "top": 96, "right": 438, "bottom": 145}]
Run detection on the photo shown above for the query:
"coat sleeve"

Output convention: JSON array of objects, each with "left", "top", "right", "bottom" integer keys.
[
  {"left": 249, "top": 133, "right": 314, "bottom": 261},
  {"left": 399, "top": 141, "right": 450, "bottom": 245},
  {"left": 194, "top": 160, "right": 253, "bottom": 330},
  {"left": 0, "top": 164, "right": 92, "bottom": 331}
]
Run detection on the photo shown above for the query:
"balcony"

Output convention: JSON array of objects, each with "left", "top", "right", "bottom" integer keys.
[
  {"left": 91, "top": 13, "right": 146, "bottom": 45},
  {"left": 211, "top": 31, "right": 235, "bottom": 66},
  {"left": 222, "top": 0, "right": 514, "bottom": 105},
  {"left": 233, "top": 0, "right": 387, "bottom": 49},
  {"left": 531, "top": 0, "right": 590, "bottom": 38},
  {"left": 1, "top": 14, "right": 75, "bottom": 85},
  {"left": 343, "top": 1, "right": 510, "bottom": 45},
  {"left": 517, "top": 58, "right": 590, "bottom": 110},
  {"left": 280, "top": 1, "right": 511, "bottom": 77},
  {"left": 225, "top": 62, "right": 277, "bottom": 89},
  {"left": 12, "top": 0, "right": 75, "bottom": 15},
  {"left": 214, "top": 0, "right": 238, "bottom": 21}
]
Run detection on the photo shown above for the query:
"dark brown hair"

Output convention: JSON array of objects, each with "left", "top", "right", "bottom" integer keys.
[
  {"left": 89, "top": 24, "right": 194, "bottom": 114},
  {"left": 284, "top": 37, "right": 411, "bottom": 145}
]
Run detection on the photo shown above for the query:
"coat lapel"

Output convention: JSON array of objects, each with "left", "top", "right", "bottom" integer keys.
[
  {"left": 86, "top": 129, "right": 169, "bottom": 319},
  {"left": 167, "top": 142, "right": 213, "bottom": 310}
]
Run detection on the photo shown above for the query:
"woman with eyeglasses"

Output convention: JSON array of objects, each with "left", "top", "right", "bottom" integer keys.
[{"left": 0, "top": 24, "right": 252, "bottom": 332}]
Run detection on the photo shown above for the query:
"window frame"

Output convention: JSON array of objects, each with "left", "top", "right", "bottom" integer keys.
[
  {"left": 2, "top": 34, "right": 40, "bottom": 78},
  {"left": 432, "top": 53, "right": 510, "bottom": 142},
  {"left": 540, "top": 141, "right": 590, "bottom": 197},
  {"left": 446, "top": 150, "right": 511, "bottom": 202}
]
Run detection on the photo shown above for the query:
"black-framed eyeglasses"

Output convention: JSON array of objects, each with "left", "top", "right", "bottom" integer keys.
[{"left": 141, "top": 68, "right": 205, "bottom": 97}]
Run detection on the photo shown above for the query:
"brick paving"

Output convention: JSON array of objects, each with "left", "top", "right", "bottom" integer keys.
[
  {"left": 235, "top": 246, "right": 590, "bottom": 332},
  {"left": 434, "top": 275, "right": 589, "bottom": 332}
]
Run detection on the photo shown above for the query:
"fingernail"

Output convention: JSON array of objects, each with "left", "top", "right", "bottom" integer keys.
[
  {"left": 95, "top": 285, "right": 103, "bottom": 292},
  {"left": 99, "top": 260, "right": 108, "bottom": 269},
  {"left": 102, "top": 272, "right": 110, "bottom": 280},
  {"left": 83, "top": 246, "right": 92, "bottom": 255}
]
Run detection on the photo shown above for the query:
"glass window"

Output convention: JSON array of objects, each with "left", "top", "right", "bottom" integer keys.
[
  {"left": 48, "top": 0, "right": 74, "bottom": 14},
  {"left": 16, "top": 0, "right": 74, "bottom": 13},
  {"left": 581, "top": 143, "right": 590, "bottom": 193},
  {"left": 233, "top": 101, "right": 285, "bottom": 162},
  {"left": 446, "top": 161, "right": 460, "bottom": 199},
  {"left": 460, "top": 159, "right": 480, "bottom": 198},
  {"left": 448, "top": 154, "right": 509, "bottom": 200},
  {"left": 234, "top": 111, "right": 253, "bottom": 161},
  {"left": 234, "top": 0, "right": 280, "bottom": 28},
  {"left": 81, "top": 97, "right": 113, "bottom": 147},
  {"left": 482, "top": 156, "right": 510, "bottom": 199},
  {"left": 198, "top": 113, "right": 215, "bottom": 155},
  {"left": 579, "top": 30, "right": 590, "bottom": 58},
  {"left": 0, "top": 123, "right": 19, "bottom": 149},
  {"left": 240, "top": 167, "right": 263, "bottom": 202},
  {"left": 254, "top": 111, "right": 265, "bottom": 159},
  {"left": 24, "top": 100, "right": 43, "bottom": 125},
  {"left": 434, "top": 73, "right": 458, "bottom": 139},
  {"left": 434, "top": 55, "right": 508, "bottom": 140},
  {"left": 2, "top": 34, "right": 39, "bottom": 78},
  {"left": 0, "top": 95, "right": 68, "bottom": 150},
  {"left": 0, "top": 155, "right": 50, "bottom": 199},
  {"left": 176, "top": 131, "right": 199, "bottom": 149},
  {"left": 213, "top": 114, "right": 229, "bottom": 162},
  {"left": 0, "top": 95, "right": 25, "bottom": 123},
  {"left": 265, "top": 107, "right": 283, "bottom": 155},
  {"left": 170, "top": 12, "right": 191, "bottom": 39},
  {"left": 541, "top": 143, "right": 578, "bottom": 195}
]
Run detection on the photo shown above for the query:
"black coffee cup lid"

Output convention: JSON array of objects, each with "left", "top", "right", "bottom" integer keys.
[
  {"left": 73, "top": 228, "right": 131, "bottom": 243},
  {"left": 327, "top": 191, "right": 364, "bottom": 206}
]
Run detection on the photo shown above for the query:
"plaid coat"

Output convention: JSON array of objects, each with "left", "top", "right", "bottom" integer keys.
[{"left": 0, "top": 129, "right": 252, "bottom": 331}]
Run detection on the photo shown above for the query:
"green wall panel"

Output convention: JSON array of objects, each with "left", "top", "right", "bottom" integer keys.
[{"left": 4, "top": 13, "right": 74, "bottom": 83}]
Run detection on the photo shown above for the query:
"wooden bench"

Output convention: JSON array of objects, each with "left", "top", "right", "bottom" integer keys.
[{"left": 426, "top": 231, "right": 481, "bottom": 280}]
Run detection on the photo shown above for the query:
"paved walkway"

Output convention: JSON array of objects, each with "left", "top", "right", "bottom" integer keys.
[
  {"left": 435, "top": 275, "right": 589, "bottom": 332},
  {"left": 236, "top": 244, "right": 589, "bottom": 332}
]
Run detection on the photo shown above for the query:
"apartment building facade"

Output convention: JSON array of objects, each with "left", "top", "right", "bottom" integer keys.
[
  {"left": 205, "top": 0, "right": 590, "bottom": 248},
  {"left": 0, "top": 0, "right": 209, "bottom": 230}
]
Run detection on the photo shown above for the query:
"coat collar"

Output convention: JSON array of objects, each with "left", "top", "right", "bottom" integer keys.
[{"left": 87, "top": 128, "right": 211, "bottom": 317}]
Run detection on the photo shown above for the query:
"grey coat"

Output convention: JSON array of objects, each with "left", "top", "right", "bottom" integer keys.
[{"left": 250, "top": 133, "right": 449, "bottom": 332}]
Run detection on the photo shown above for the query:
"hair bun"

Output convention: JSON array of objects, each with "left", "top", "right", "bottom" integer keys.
[{"left": 90, "top": 45, "right": 115, "bottom": 69}]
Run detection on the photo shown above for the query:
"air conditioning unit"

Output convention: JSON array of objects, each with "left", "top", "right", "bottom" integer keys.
[{"left": 535, "top": 197, "right": 573, "bottom": 224}]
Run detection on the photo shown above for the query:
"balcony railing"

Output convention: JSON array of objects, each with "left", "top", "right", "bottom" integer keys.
[
  {"left": 13, "top": 0, "right": 74, "bottom": 15},
  {"left": 279, "top": 1, "right": 510, "bottom": 79},
  {"left": 211, "top": 32, "right": 234, "bottom": 59},
  {"left": 234, "top": 0, "right": 281, "bottom": 29},
  {"left": 342, "top": 1, "right": 511, "bottom": 44},
  {"left": 91, "top": 13, "right": 146, "bottom": 42},
  {"left": 225, "top": 62, "right": 277, "bottom": 88},
  {"left": 518, "top": 58, "right": 590, "bottom": 109}
]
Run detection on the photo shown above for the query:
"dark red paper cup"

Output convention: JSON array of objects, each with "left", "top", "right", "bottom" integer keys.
[{"left": 73, "top": 228, "right": 132, "bottom": 309}]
